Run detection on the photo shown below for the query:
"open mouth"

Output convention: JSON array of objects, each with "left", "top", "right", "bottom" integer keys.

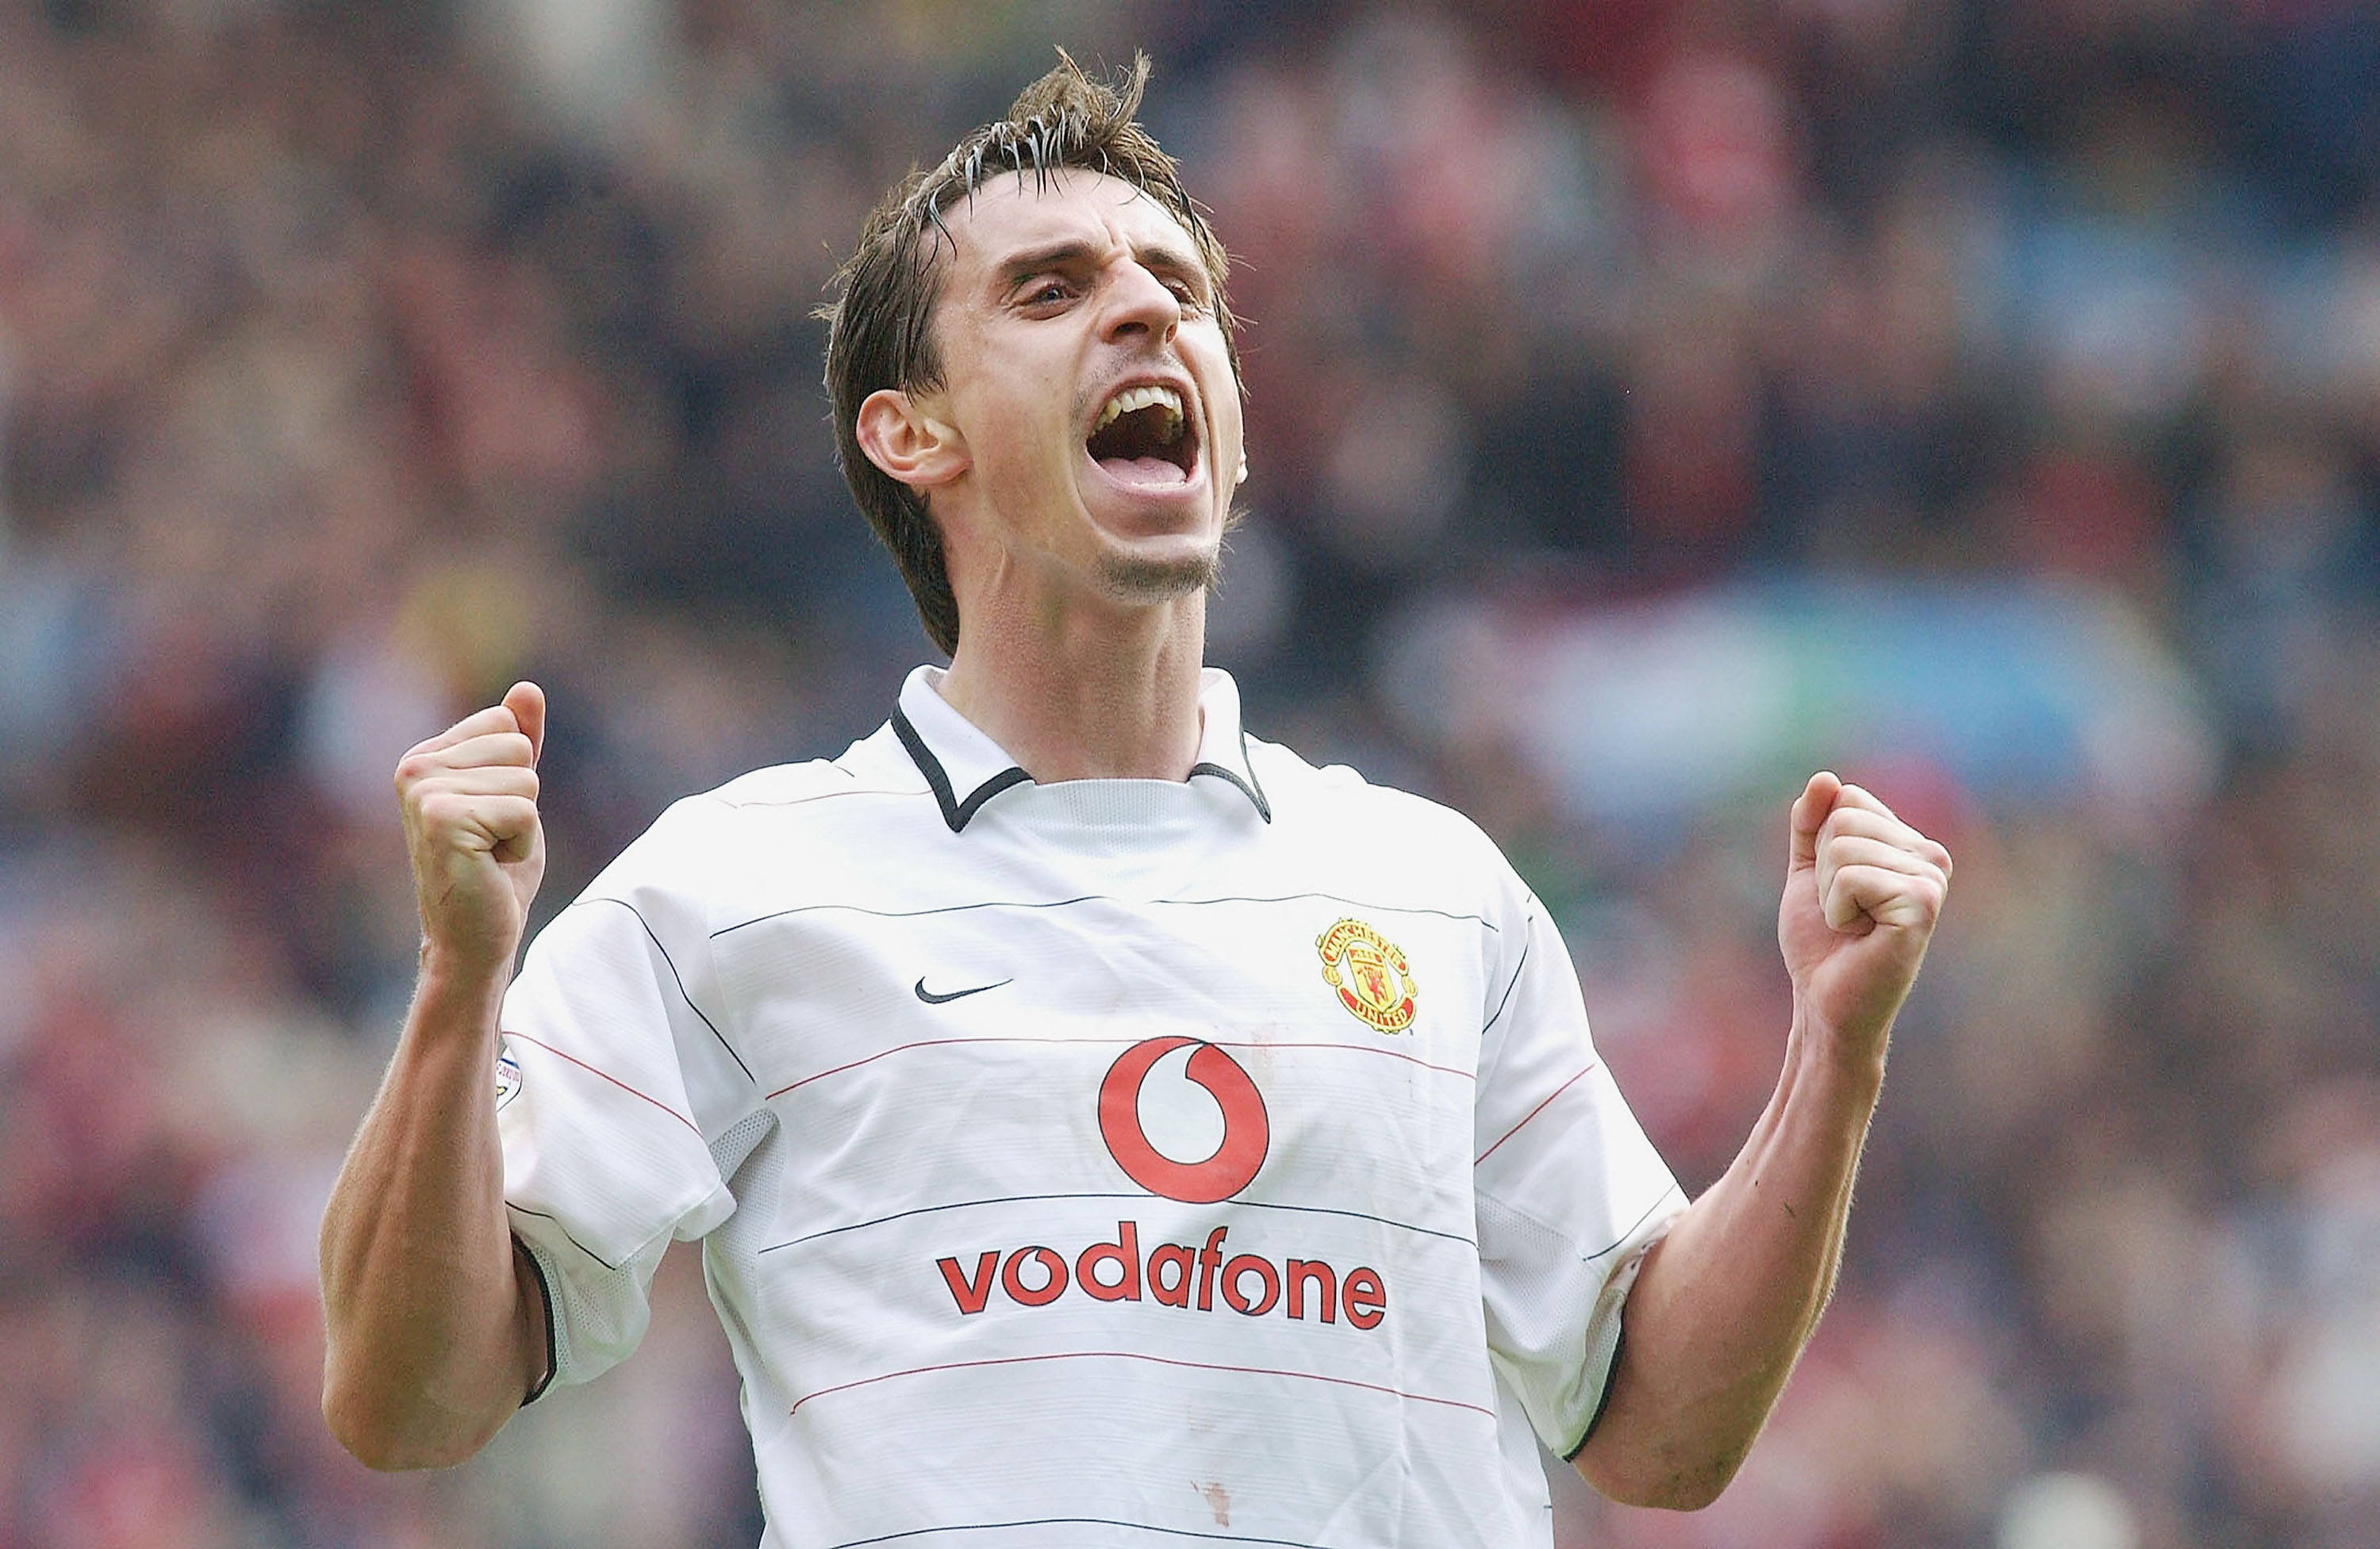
[{"left": 1086, "top": 383, "right": 1200, "bottom": 486}]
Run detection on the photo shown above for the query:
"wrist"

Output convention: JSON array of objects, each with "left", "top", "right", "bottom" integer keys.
[
  {"left": 1787, "top": 1004, "right": 1890, "bottom": 1107},
  {"left": 414, "top": 939, "right": 518, "bottom": 1026}
]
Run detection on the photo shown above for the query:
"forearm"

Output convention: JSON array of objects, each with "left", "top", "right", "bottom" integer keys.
[
  {"left": 319, "top": 953, "right": 544, "bottom": 1470},
  {"left": 1572, "top": 1012, "right": 1883, "bottom": 1509}
]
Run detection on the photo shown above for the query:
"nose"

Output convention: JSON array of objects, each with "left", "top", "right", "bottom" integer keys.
[{"left": 1102, "top": 258, "right": 1180, "bottom": 345}]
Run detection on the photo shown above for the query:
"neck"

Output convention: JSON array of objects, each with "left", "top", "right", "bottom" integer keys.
[{"left": 938, "top": 592, "right": 1207, "bottom": 783}]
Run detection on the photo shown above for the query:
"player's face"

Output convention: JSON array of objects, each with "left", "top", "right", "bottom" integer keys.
[{"left": 919, "top": 170, "right": 1244, "bottom": 608}]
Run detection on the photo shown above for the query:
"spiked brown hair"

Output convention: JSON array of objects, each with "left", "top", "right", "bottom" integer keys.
[{"left": 820, "top": 51, "right": 1239, "bottom": 657}]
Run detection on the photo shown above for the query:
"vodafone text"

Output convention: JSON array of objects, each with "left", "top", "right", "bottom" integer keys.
[{"left": 936, "top": 1221, "right": 1387, "bottom": 1329}]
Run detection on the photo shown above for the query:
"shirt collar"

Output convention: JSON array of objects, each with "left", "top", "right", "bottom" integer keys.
[{"left": 890, "top": 665, "right": 1272, "bottom": 834}]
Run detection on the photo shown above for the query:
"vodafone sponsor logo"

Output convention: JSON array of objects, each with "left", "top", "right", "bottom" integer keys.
[
  {"left": 930, "top": 1037, "right": 1388, "bottom": 1330},
  {"left": 1097, "top": 1035, "right": 1268, "bottom": 1204},
  {"left": 936, "top": 1221, "right": 1384, "bottom": 1329}
]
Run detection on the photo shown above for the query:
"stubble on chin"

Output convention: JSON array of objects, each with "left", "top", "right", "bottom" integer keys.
[
  {"left": 1096, "top": 547, "right": 1220, "bottom": 603},
  {"left": 1093, "top": 500, "right": 1242, "bottom": 602}
]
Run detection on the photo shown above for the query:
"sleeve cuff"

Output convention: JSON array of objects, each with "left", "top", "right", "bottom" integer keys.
[
  {"left": 1565, "top": 1322, "right": 1625, "bottom": 1459},
  {"left": 512, "top": 1233, "right": 559, "bottom": 1405}
]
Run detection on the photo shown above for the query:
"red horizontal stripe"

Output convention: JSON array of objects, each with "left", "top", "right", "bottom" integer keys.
[
  {"left": 1474, "top": 1063, "right": 1596, "bottom": 1167},
  {"left": 769, "top": 1034, "right": 1470, "bottom": 1102},
  {"left": 503, "top": 1030, "right": 701, "bottom": 1137},
  {"left": 770, "top": 1036, "right": 1081, "bottom": 1099},
  {"left": 1219, "top": 1040, "right": 1472, "bottom": 1081},
  {"left": 788, "top": 1348, "right": 1495, "bottom": 1421}
]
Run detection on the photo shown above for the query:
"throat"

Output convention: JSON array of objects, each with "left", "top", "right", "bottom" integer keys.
[{"left": 938, "top": 645, "right": 1209, "bottom": 784}]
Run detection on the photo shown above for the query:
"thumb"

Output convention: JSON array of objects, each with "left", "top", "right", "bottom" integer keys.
[
  {"left": 503, "top": 681, "right": 547, "bottom": 767},
  {"left": 1788, "top": 770, "right": 1842, "bottom": 872}
]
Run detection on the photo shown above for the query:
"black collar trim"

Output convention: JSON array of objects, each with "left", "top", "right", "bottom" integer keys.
[
  {"left": 1193, "top": 727, "right": 1273, "bottom": 823},
  {"left": 892, "top": 707, "right": 1274, "bottom": 834},
  {"left": 891, "top": 707, "right": 1031, "bottom": 834}
]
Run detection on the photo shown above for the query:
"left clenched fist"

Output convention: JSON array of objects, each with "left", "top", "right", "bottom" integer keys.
[{"left": 1777, "top": 772, "right": 1952, "bottom": 1061}]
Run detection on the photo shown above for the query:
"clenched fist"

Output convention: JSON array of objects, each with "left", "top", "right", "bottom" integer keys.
[
  {"left": 395, "top": 681, "right": 547, "bottom": 978},
  {"left": 1778, "top": 772, "right": 1952, "bottom": 1064}
]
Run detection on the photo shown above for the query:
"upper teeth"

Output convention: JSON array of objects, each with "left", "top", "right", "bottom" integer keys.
[{"left": 1096, "top": 384, "right": 1184, "bottom": 435}]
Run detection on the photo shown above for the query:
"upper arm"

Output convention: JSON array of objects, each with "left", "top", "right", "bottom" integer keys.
[
  {"left": 493, "top": 815, "right": 760, "bottom": 1388},
  {"left": 1472, "top": 883, "right": 1687, "bottom": 1459}
]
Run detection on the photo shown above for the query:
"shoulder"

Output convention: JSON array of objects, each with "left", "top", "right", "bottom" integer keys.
[
  {"left": 581, "top": 727, "right": 927, "bottom": 905},
  {"left": 1247, "top": 734, "right": 1498, "bottom": 846},
  {"left": 1245, "top": 734, "right": 1529, "bottom": 908},
  {"left": 697, "top": 755, "right": 887, "bottom": 813}
]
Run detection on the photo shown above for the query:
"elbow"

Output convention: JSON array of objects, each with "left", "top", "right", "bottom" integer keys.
[
  {"left": 1574, "top": 1438, "right": 1751, "bottom": 1513},
  {"left": 1630, "top": 1468, "right": 1741, "bottom": 1514},
  {"left": 321, "top": 1360, "right": 499, "bottom": 1473},
  {"left": 322, "top": 1399, "right": 489, "bottom": 1474}
]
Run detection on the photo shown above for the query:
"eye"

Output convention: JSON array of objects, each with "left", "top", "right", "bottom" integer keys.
[{"left": 1021, "top": 278, "right": 1073, "bottom": 307}]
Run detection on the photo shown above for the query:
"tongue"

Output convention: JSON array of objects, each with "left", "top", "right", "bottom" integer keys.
[{"left": 1097, "top": 454, "right": 1188, "bottom": 486}]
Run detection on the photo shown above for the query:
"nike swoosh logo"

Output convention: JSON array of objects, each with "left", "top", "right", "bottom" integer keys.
[{"left": 915, "top": 976, "right": 1013, "bottom": 1005}]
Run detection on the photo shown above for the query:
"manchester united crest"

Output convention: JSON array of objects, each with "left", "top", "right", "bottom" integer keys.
[{"left": 1316, "top": 918, "right": 1418, "bottom": 1033}]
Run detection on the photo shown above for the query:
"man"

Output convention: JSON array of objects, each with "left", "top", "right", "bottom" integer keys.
[{"left": 320, "top": 54, "right": 1949, "bottom": 1546}]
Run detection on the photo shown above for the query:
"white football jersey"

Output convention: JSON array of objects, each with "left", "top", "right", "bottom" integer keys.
[{"left": 498, "top": 666, "right": 1684, "bottom": 1547}]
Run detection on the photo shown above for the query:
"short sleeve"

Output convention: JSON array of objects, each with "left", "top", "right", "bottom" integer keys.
[
  {"left": 1472, "top": 891, "right": 1686, "bottom": 1457},
  {"left": 497, "top": 805, "right": 762, "bottom": 1389}
]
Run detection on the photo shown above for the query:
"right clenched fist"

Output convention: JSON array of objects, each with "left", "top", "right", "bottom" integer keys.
[{"left": 395, "top": 681, "right": 547, "bottom": 977}]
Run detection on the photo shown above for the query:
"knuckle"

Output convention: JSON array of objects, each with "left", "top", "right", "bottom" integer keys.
[{"left": 1829, "top": 806, "right": 1880, "bottom": 839}]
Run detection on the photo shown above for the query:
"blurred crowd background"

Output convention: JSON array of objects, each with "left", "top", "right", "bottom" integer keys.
[{"left": 2, "top": 0, "right": 2378, "bottom": 1545}]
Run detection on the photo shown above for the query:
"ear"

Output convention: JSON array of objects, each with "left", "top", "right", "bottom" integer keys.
[{"left": 855, "top": 388, "right": 969, "bottom": 490}]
